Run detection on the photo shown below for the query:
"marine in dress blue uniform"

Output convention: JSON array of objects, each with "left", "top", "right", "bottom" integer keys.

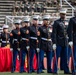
[
  {"left": 29, "top": 15, "right": 40, "bottom": 73},
  {"left": 20, "top": 16, "right": 30, "bottom": 73},
  {"left": 67, "top": 9, "right": 76, "bottom": 75},
  {"left": 38, "top": 15, "right": 53, "bottom": 73},
  {"left": 38, "top": 20, "right": 45, "bottom": 70},
  {"left": 52, "top": 8, "right": 71, "bottom": 74},
  {"left": 10, "top": 19, "right": 21, "bottom": 73},
  {"left": 0, "top": 25, "right": 10, "bottom": 47}
]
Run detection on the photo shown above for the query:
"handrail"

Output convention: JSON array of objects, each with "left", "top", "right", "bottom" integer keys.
[
  {"left": 6, "top": 15, "right": 72, "bottom": 19},
  {"left": 5, "top": 16, "right": 13, "bottom": 24},
  {"left": 64, "top": 0, "right": 75, "bottom": 9},
  {"left": 64, "top": 0, "right": 75, "bottom": 16},
  {"left": 60, "top": 0, "right": 62, "bottom": 7}
]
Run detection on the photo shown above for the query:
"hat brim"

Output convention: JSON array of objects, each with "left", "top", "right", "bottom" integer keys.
[
  {"left": 60, "top": 13, "right": 66, "bottom": 15},
  {"left": 43, "top": 19, "right": 49, "bottom": 20},
  {"left": 33, "top": 18, "right": 38, "bottom": 20},
  {"left": 60, "top": 12, "right": 66, "bottom": 14},
  {"left": 14, "top": 23, "right": 20, "bottom": 25},
  {"left": 3, "top": 28, "right": 8, "bottom": 29},
  {"left": 24, "top": 21, "right": 29, "bottom": 23}
]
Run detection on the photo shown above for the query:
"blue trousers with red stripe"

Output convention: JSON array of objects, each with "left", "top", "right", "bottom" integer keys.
[
  {"left": 72, "top": 45, "right": 76, "bottom": 73},
  {"left": 53, "top": 45, "right": 70, "bottom": 73},
  {"left": 12, "top": 49, "right": 20, "bottom": 72},
  {"left": 20, "top": 49, "right": 27, "bottom": 72},
  {"left": 38, "top": 50, "right": 52, "bottom": 73}
]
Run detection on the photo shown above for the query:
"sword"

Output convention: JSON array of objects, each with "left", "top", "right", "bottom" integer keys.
[{"left": 26, "top": 45, "right": 30, "bottom": 73}]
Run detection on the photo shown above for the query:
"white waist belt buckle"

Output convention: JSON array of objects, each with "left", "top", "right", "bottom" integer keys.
[
  {"left": 14, "top": 39, "right": 17, "bottom": 41},
  {"left": 22, "top": 38, "right": 27, "bottom": 40},
  {"left": 2, "top": 41, "right": 9, "bottom": 43},
  {"left": 42, "top": 38, "right": 51, "bottom": 41},
  {"left": 30, "top": 37, "right": 37, "bottom": 40}
]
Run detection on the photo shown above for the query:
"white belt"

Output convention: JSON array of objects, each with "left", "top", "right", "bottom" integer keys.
[
  {"left": 13, "top": 39, "right": 18, "bottom": 41},
  {"left": 30, "top": 37, "right": 37, "bottom": 40},
  {"left": 22, "top": 38, "right": 27, "bottom": 40},
  {"left": 2, "top": 41, "right": 9, "bottom": 43},
  {"left": 41, "top": 38, "right": 51, "bottom": 41}
]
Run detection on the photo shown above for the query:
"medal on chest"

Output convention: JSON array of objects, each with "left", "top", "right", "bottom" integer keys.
[{"left": 48, "top": 28, "right": 52, "bottom": 33}]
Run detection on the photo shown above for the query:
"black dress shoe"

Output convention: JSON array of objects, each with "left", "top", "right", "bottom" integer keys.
[
  {"left": 47, "top": 71, "right": 52, "bottom": 73},
  {"left": 72, "top": 72, "right": 76, "bottom": 75},
  {"left": 11, "top": 71, "right": 14, "bottom": 73},
  {"left": 20, "top": 70, "right": 24, "bottom": 73},
  {"left": 37, "top": 72, "right": 41, "bottom": 74},
  {"left": 53, "top": 72, "right": 57, "bottom": 74},
  {"left": 64, "top": 72, "right": 72, "bottom": 74},
  {"left": 11, "top": 69, "right": 15, "bottom": 73},
  {"left": 23, "top": 70, "right": 26, "bottom": 72},
  {"left": 32, "top": 70, "right": 35, "bottom": 72},
  {"left": 28, "top": 71, "right": 32, "bottom": 73},
  {"left": 20, "top": 70, "right": 26, "bottom": 73},
  {"left": 37, "top": 71, "right": 44, "bottom": 74},
  {"left": 28, "top": 70, "right": 33, "bottom": 73},
  {"left": 41, "top": 71, "right": 44, "bottom": 73},
  {"left": 20, "top": 71, "right": 23, "bottom": 73}
]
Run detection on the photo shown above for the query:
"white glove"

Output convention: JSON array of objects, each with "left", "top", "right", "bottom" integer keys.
[
  {"left": 69, "top": 41, "right": 73, "bottom": 47},
  {"left": 53, "top": 44, "right": 56, "bottom": 50},
  {"left": 26, "top": 46, "right": 30, "bottom": 51},
  {"left": 17, "top": 48, "right": 20, "bottom": 51},
  {"left": 36, "top": 48, "right": 40, "bottom": 53},
  {"left": 10, "top": 48, "right": 13, "bottom": 51}
]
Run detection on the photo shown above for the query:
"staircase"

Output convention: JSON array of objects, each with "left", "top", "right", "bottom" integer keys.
[
  {"left": 0, "top": 0, "right": 14, "bottom": 25},
  {"left": 46, "top": 0, "right": 74, "bottom": 18},
  {"left": 35, "top": 0, "right": 74, "bottom": 19},
  {"left": 62, "top": 0, "right": 74, "bottom": 17},
  {"left": 0, "top": 0, "right": 74, "bottom": 25}
]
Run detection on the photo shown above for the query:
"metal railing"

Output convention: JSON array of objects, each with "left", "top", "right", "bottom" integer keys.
[
  {"left": 5, "top": 16, "right": 72, "bottom": 25},
  {"left": 60, "top": 0, "right": 62, "bottom": 7},
  {"left": 64, "top": 0, "right": 75, "bottom": 16},
  {"left": 60, "top": 0, "right": 75, "bottom": 16}
]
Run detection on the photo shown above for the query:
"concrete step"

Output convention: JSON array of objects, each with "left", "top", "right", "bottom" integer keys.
[
  {"left": 47, "top": 7, "right": 56, "bottom": 9},
  {"left": 0, "top": 24, "right": 4, "bottom": 26},
  {"left": 66, "top": 14, "right": 72, "bottom": 16},
  {"left": 35, "top": 12, "right": 72, "bottom": 16},
  {"left": 66, "top": 16, "right": 73, "bottom": 19},
  {"left": 0, "top": 0, "right": 73, "bottom": 24},
  {"left": 0, "top": 12, "right": 12, "bottom": 13},
  {"left": 62, "top": 4, "right": 70, "bottom": 6},
  {"left": 0, "top": 3, "right": 13, "bottom": 6},
  {"left": 34, "top": 12, "right": 55, "bottom": 15},
  {"left": 0, "top": 15, "right": 11, "bottom": 17},
  {"left": 0, "top": 20, "right": 4, "bottom": 24},
  {"left": 0, "top": 1, "right": 14, "bottom": 2},
  {"left": 47, "top": 10, "right": 57, "bottom": 13},
  {"left": 0, "top": 9, "right": 12, "bottom": 12},
  {"left": 0, "top": 6, "right": 13, "bottom": 8},
  {"left": 0, "top": 15, "right": 6, "bottom": 17},
  {"left": 0, "top": 12, "right": 12, "bottom": 15},
  {"left": 0, "top": 2, "right": 14, "bottom": 4},
  {"left": 47, "top": 10, "right": 72, "bottom": 13},
  {"left": 66, "top": 10, "right": 72, "bottom": 13},
  {"left": 0, "top": 18, "right": 5, "bottom": 21},
  {"left": 66, "top": 12, "right": 72, "bottom": 14}
]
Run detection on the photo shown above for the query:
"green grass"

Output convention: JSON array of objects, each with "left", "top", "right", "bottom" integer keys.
[{"left": 0, "top": 70, "right": 72, "bottom": 75}]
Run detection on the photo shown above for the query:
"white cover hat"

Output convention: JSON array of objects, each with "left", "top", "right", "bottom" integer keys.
[
  {"left": 59, "top": 8, "right": 67, "bottom": 14},
  {"left": 3, "top": 25, "right": 9, "bottom": 29},
  {"left": 22, "top": 16, "right": 30, "bottom": 22},
  {"left": 38, "top": 21, "right": 43, "bottom": 25},
  {"left": 14, "top": 19, "right": 21, "bottom": 24},
  {"left": 43, "top": 15, "right": 50, "bottom": 20},
  {"left": 32, "top": 15, "right": 39, "bottom": 20}
]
